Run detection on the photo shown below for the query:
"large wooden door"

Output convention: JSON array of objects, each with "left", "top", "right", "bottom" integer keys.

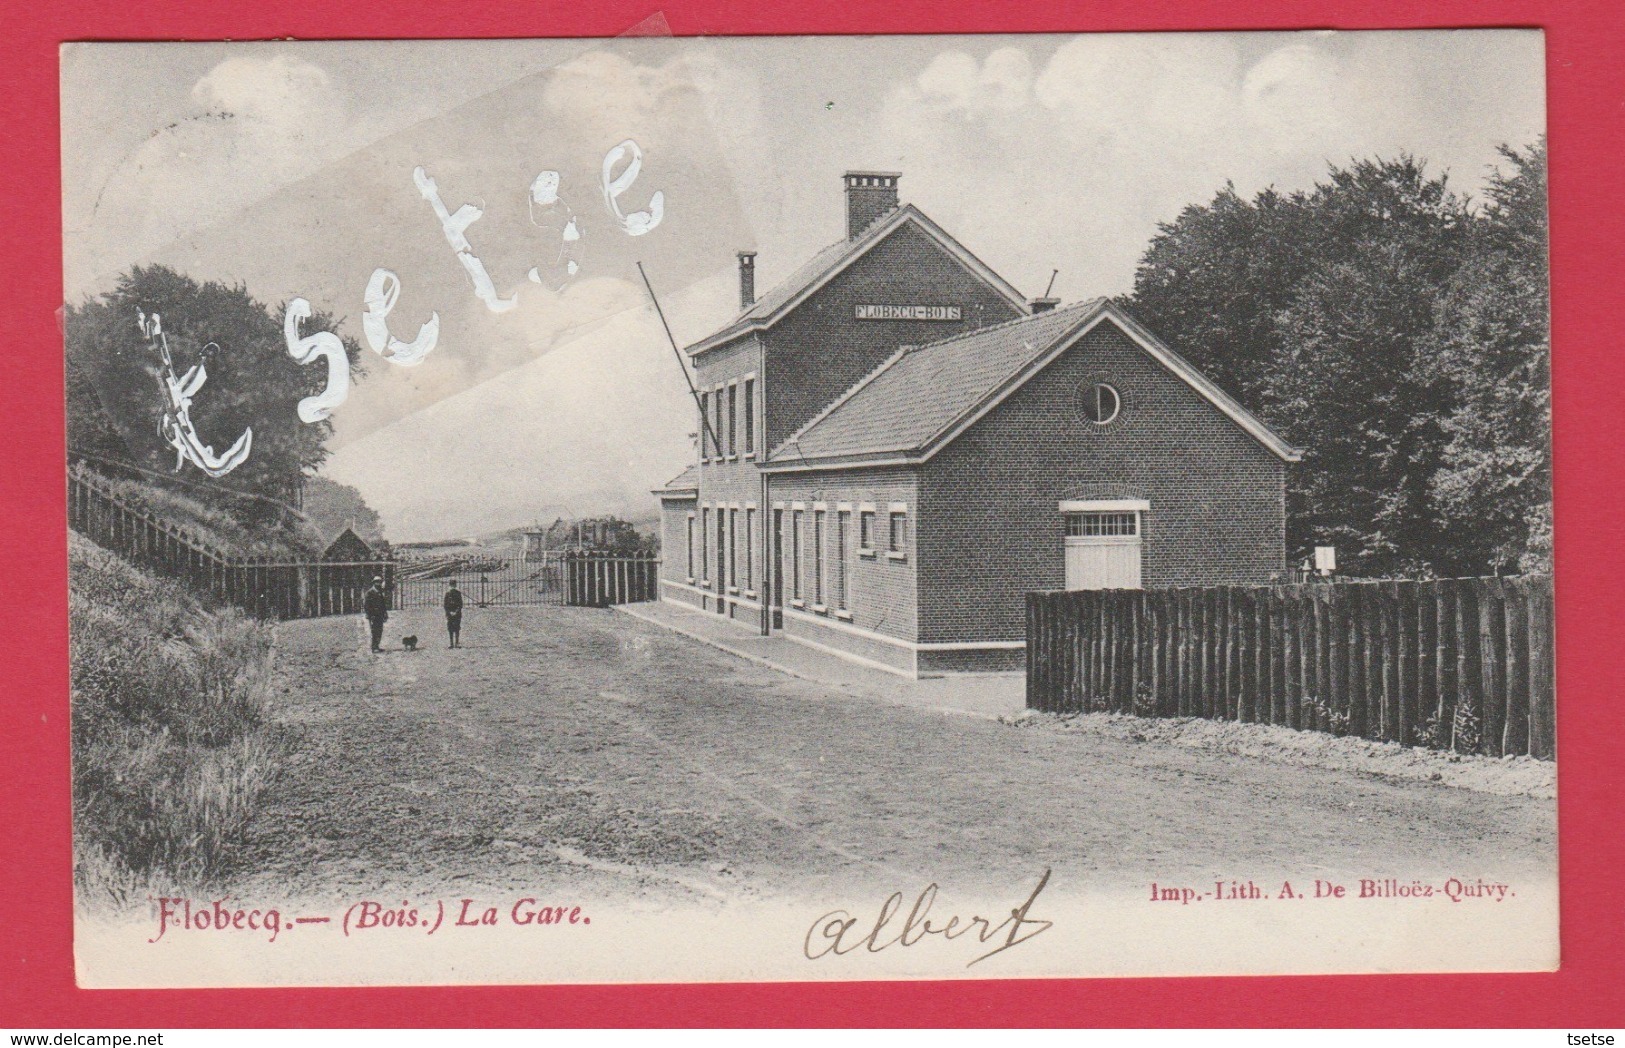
[{"left": 1063, "top": 507, "right": 1143, "bottom": 590}]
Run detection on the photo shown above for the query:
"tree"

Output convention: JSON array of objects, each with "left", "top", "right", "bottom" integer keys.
[
  {"left": 1120, "top": 184, "right": 1317, "bottom": 411},
  {"left": 301, "top": 476, "right": 388, "bottom": 549},
  {"left": 1123, "top": 154, "right": 1550, "bottom": 577},
  {"left": 65, "top": 265, "right": 364, "bottom": 529},
  {"left": 1419, "top": 139, "right": 1551, "bottom": 573}
]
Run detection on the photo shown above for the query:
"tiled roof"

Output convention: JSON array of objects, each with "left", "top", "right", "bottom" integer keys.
[
  {"left": 771, "top": 300, "right": 1108, "bottom": 463},
  {"left": 653, "top": 464, "right": 700, "bottom": 496}
]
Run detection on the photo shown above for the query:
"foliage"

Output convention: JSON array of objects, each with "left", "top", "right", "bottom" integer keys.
[
  {"left": 69, "top": 533, "right": 285, "bottom": 903},
  {"left": 72, "top": 461, "right": 321, "bottom": 558},
  {"left": 302, "top": 475, "right": 389, "bottom": 549},
  {"left": 1418, "top": 142, "right": 1551, "bottom": 573},
  {"left": 1124, "top": 143, "right": 1550, "bottom": 577},
  {"left": 65, "top": 265, "right": 364, "bottom": 531}
]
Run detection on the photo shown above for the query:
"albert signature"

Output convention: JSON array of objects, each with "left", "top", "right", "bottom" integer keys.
[{"left": 803, "top": 869, "right": 1054, "bottom": 968}]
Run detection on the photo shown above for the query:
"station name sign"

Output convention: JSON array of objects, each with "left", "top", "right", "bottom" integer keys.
[{"left": 854, "top": 304, "right": 963, "bottom": 322}]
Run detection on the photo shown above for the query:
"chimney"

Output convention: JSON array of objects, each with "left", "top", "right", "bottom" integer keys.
[
  {"left": 737, "top": 251, "right": 757, "bottom": 310},
  {"left": 844, "top": 171, "right": 901, "bottom": 239},
  {"left": 1029, "top": 297, "right": 1060, "bottom": 314}
]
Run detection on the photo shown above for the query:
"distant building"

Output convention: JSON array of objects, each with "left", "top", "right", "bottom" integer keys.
[
  {"left": 654, "top": 170, "right": 1301, "bottom": 677},
  {"left": 524, "top": 516, "right": 650, "bottom": 560},
  {"left": 321, "top": 526, "right": 378, "bottom": 563}
]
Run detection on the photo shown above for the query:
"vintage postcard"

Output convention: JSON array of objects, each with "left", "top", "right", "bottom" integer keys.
[{"left": 61, "top": 30, "right": 1555, "bottom": 987}]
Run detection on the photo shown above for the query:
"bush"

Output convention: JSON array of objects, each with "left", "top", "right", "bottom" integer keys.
[{"left": 70, "top": 534, "right": 285, "bottom": 904}]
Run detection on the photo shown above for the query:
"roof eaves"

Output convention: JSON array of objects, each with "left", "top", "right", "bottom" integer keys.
[{"left": 758, "top": 450, "right": 923, "bottom": 473}]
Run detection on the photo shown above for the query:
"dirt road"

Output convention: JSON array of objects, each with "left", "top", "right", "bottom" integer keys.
[{"left": 233, "top": 604, "right": 1555, "bottom": 907}]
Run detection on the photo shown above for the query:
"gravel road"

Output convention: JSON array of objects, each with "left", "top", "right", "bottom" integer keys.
[{"left": 231, "top": 604, "right": 1555, "bottom": 908}]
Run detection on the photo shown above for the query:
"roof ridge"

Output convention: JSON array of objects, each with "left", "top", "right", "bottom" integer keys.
[{"left": 903, "top": 297, "right": 1106, "bottom": 354}]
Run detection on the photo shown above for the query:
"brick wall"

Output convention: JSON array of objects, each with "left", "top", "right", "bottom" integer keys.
[
  {"left": 918, "top": 318, "right": 1287, "bottom": 645},
  {"left": 658, "top": 496, "right": 698, "bottom": 579},
  {"left": 766, "top": 467, "right": 919, "bottom": 644},
  {"left": 688, "top": 333, "right": 766, "bottom": 625},
  {"left": 763, "top": 222, "right": 1023, "bottom": 452}
]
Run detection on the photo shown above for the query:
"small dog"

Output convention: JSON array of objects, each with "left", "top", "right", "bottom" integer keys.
[{"left": 401, "top": 635, "right": 419, "bottom": 651}]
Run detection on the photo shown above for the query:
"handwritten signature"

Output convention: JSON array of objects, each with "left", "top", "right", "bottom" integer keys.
[{"left": 803, "top": 869, "right": 1053, "bottom": 968}]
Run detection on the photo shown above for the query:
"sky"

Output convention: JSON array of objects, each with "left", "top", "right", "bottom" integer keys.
[{"left": 60, "top": 31, "right": 1546, "bottom": 541}]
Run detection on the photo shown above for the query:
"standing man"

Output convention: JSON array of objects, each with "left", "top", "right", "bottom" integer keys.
[
  {"left": 364, "top": 575, "right": 389, "bottom": 652},
  {"left": 444, "top": 579, "right": 463, "bottom": 649}
]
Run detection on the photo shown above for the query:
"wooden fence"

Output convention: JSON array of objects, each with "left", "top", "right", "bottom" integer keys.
[
  {"left": 1026, "top": 577, "right": 1554, "bottom": 759},
  {"left": 70, "top": 469, "right": 659, "bottom": 618}
]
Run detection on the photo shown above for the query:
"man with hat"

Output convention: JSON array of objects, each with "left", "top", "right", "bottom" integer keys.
[{"left": 363, "top": 575, "right": 389, "bottom": 652}]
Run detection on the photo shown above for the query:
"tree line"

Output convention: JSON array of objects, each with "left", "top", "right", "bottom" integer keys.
[
  {"left": 66, "top": 265, "right": 370, "bottom": 548},
  {"left": 1121, "top": 139, "right": 1549, "bottom": 579}
]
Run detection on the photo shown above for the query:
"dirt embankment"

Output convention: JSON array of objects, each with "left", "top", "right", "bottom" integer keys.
[{"left": 1002, "top": 710, "right": 1555, "bottom": 799}]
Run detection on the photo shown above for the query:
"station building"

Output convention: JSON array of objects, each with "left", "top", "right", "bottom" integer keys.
[{"left": 654, "top": 172, "right": 1301, "bottom": 676}]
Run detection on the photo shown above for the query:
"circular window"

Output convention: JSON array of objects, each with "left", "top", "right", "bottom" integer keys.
[{"left": 1079, "top": 382, "right": 1121, "bottom": 425}]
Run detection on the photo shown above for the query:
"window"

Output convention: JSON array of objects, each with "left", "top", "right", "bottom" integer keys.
[
  {"left": 716, "top": 509, "right": 727, "bottom": 590},
  {"left": 713, "top": 390, "right": 725, "bottom": 463},
  {"left": 888, "top": 506, "right": 909, "bottom": 557},
  {"left": 858, "top": 509, "right": 876, "bottom": 555},
  {"left": 732, "top": 509, "right": 742, "bottom": 590},
  {"left": 744, "top": 507, "right": 755, "bottom": 591},
  {"left": 727, "top": 383, "right": 738, "bottom": 457},
  {"left": 1079, "top": 382, "right": 1121, "bottom": 425},
  {"left": 1066, "top": 511, "right": 1138, "bottom": 537},
  {"left": 791, "top": 510, "right": 803, "bottom": 602},
  {"left": 834, "top": 509, "right": 851, "bottom": 613},
  {"left": 698, "top": 392, "right": 710, "bottom": 459},
  {"left": 686, "top": 513, "right": 695, "bottom": 579},
  {"left": 812, "top": 509, "right": 826, "bottom": 606},
  {"left": 700, "top": 508, "right": 710, "bottom": 581},
  {"left": 743, "top": 378, "right": 756, "bottom": 456}
]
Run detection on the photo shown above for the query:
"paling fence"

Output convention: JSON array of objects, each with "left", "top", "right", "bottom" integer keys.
[
  {"left": 1025, "top": 577, "right": 1555, "bottom": 759},
  {"left": 69, "top": 469, "right": 659, "bottom": 618}
]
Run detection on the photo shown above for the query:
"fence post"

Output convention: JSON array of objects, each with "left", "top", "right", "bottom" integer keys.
[
  {"left": 1503, "top": 577, "right": 1530, "bottom": 756},
  {"left": 1528, "top": 577, "right": 1555, "bottom": 759}
]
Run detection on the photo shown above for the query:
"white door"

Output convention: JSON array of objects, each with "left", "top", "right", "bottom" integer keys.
[{"left": 1063, "top": 509, "right": 1142, "bottom": 590}]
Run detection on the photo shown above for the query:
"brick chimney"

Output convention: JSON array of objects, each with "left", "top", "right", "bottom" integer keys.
[
  {"left": 737, "top": 251, "right": 757, "bottom": 310},
  {"left": 1029, "top": 297, "right": 1060, "bottom": 313},
  {"left": 844, "top": 171, "right": 901, "bottom": 239}
]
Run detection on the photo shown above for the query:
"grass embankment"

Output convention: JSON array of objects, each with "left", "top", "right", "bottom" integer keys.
[
  {"left": 70, "top": 532, "right": 286, "bottom": 908},
  {"left": 72, "top": 461, "right": 322, "bottom": 558}
]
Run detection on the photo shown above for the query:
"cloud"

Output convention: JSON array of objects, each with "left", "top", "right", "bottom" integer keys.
[
  {"left": 191, "top": 54, "right": 342, "bottom": 128},
  {"left": 872, "top": 37, "right": 1379, "bottom": 296},
  {"left": 322, "top": 271, "right": 736, "bottom": 540},
  {"left": 81, "top": 55, "right": 352, "bottom": 286}
]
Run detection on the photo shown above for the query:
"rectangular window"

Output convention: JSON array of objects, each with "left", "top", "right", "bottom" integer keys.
[
  {"left": 888, "top": 506, "right": 909, "bottom": 557},
  {"left": 743, "top": 378, "right": 756, "bottom": 456},
  {"left": 727, "top": 383, "right": 738, "bottom": 457},
  {"left": 813, "top": 509, "right": 826, "bottom": 606},
  {"left": 698, "top": 392, "right": 710, "bottom": 459},
  {"left": 1066, "top": 512, "right": 1139, "bottom": 537},
  {"left": 834, "top": 509, "right": 850, "bottom": 612},
  {"left": 700, "top": 508, "right": 710, "bottom": 581},
  {"left": 744, "top": 507, "right": 755, "bottom": 591},
  {"left": 791, "top": 510, "right": 803, "bottom": 601},
  {"left": 713, "top": 390, "right": 725, "bottom": 464},
  {"left": 686, "top": 513, "right": 695, "bottom": 579},
  {"left": 717, "top": 509, "right": 727, "bottom": 590},
  {"left": 859, "top": 510, "right": 875, "bottom": 553},
  {"left": 727, "top": 509, "right": 738, "bottom": 590}
]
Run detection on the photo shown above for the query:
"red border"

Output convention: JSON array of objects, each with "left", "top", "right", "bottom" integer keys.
[{"left": 4, "top": 0, "right": 1622, "bottom": 1028}]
